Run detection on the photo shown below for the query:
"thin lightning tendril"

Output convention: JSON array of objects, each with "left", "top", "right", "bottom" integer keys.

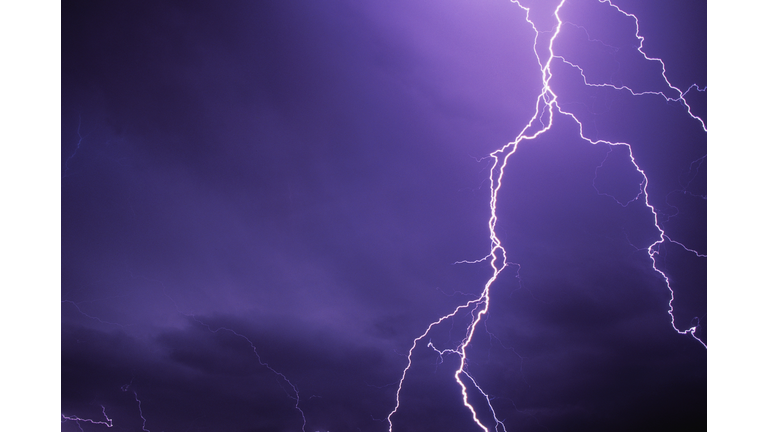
[
  {"left": 63, "top": 114, "right": 86, "bottom": 178},
  {"left": 162, "top": 284, "right": 309, "bottom": 430},
  {"left": 132, "top": 391, "right": 151, "bottom": 432},
  {"left": 61, "top": 406, "right": 114, "bottom": 430},
  {"left": 187, "top": 315, "right": 309, "bottom": 432},
  {"left": 62, "top": 275, "right": 308, "bottom": 430},
  {"left": 61, "top": 387, "right": 152, "bottom": 431},
  {"left": 162, "top": 278, "right": 309, "bottom": 430},
  {"left": 387, "top": 0, "right": 706, "bottom": 430},
  {"left": 61, "top": 299, "right": 128, "bottom": 327},
  {"left": 121, "top": 382, "right": 152, "bottom": 432}
]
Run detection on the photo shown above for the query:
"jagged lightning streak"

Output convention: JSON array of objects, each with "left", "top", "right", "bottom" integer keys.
[
  {"left": 61, "top": 406, "right": 113, "bottom": 430},
  {"left": 61, "top": 380, "right": 152, "bottom": 431},
  {"left": 132, "top": 391, "right": 151, "bottom": 432},
  {"left": 61, "top": 299, "right": 131, "bottom": 327},
  {"left": 387, "top": 0, "right": 705, "bottom": 430},
  {"left": 186, "top": 314, "right": 308, "bottom": 431},
  {"left": 161, "top": 283, "right": 309, "bottom": 430},
  {"left": 121, "top": 382, "right": 152, "bottom": 432},
  {"left": 585, "top": 0, "right": 707, "bottom": 347}
]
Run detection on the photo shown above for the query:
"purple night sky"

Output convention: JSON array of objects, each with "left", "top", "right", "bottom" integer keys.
[{"left": 61, "top": 0, "right": 706, "bottom": 430}]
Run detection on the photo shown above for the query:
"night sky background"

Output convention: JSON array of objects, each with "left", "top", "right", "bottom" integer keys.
[{"left": 59, "top": 0, "right": 708, "bottom": 431}]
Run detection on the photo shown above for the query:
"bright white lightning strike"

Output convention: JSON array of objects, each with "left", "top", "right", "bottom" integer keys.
[{"left": 387, "top": 0, "right": 706, "bottom": 430}]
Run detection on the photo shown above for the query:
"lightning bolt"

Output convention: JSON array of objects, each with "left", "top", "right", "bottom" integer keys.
[
  {"left": 61, "top": 406, "right": 113, "bottom": 430},
  {"left": 162, "top": 282, "right": 308, "bottom": 431},
  {"left": 387, "top": 0, "right": 705, "bottom": 429},
  {"left": 61, "top": 299, "right": 130, "bottom": 327},
  {"left": 164, "top": 279, "right": 311, "bottom": 429},
  {"left": 117, "top": 381, "right": 152, "bottom": 432},
  {"left": 186, "top": 315, "right": 309, "bottom": 432},
  {"left": 61, "top": 381, "right": 155, "bottom": 431},
  {"left": 62, "top": 273, "right": 309, "bottom": 430}
]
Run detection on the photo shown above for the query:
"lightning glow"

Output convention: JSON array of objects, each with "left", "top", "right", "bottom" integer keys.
[
  {"left": 59, "top": 1, "right": 705, "bottom": 429},
  {"left": 386, "top": 0, "right": 706, "bottom": 429}
]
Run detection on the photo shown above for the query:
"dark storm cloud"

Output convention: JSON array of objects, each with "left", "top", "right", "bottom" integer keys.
[
  {"left": 62, "top": 313, "right": 403, "bottom": 431},
  {"left": 62, "top": 0, "right": 706, "bottom": 430}
]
